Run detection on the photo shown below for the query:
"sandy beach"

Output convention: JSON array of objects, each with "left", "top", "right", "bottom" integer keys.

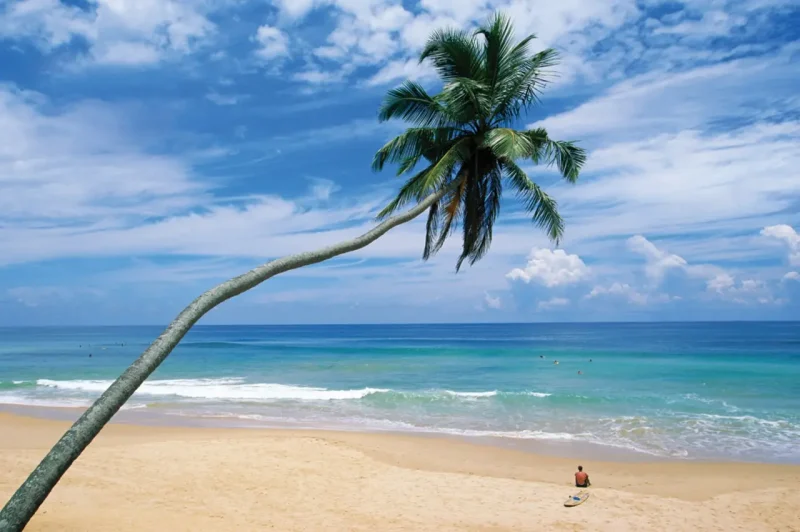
[{"left": 1, "top": 413, "right": 798, "bottom": 531}]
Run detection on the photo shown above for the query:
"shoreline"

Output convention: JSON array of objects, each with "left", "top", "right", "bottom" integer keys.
[
  {"left": 2, "top": 413, "right": 799, "bottom": 531},
  {"left": 0, "top": 403, "right": 785, "bottom": 466},
  {"left": 2, "top": 411, "right": 799, "bottom": 498}
]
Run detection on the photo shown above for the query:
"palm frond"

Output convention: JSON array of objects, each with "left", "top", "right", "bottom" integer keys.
[
  {"left": 377, "top": 81, "right": 455, "bottom": 127},
  {"left": 522, "top": 128, "right": 586, "bottom": 183},
  {"left": 428, "top": 172, "right": 466, "bottom": 257},
  {"left": 438, "top": 76, "right": 492, "bottom": 123},
  {"left": 491, "top": 48, "right": 559, "bottom": 124},
  {"left": 377, "top": 137, "right": 471, "bottom": 219},
  {"left": 423, "top": 200, "right": 441, "bottom": 260},
  {"left": 501, "top": 158, "right": 564, "bottom": 243},
  {"left": 482, "top": 128, "right": 535, "bottom": 160},
  {"left": 475, "top": 13, "right": 517, "bottom": 91},
  {"left": 372, "top": 127, "right": 460, "bottom": 173},
  {"left": 420, "top": 28, "right": 485, "bottom": 84},
  {"left": 544, "top": 140, "right": 586, "bottom": 183},
  {"left": 459, "top": 165, "right": 502, "bottom": 270}
]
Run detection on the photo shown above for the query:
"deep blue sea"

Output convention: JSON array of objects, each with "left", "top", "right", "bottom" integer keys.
[{"left": 1, "top": 323, "right": 798, "bottom": 463}]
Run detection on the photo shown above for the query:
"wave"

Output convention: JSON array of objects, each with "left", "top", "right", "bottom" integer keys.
[
  {"left": 35, "top": 378, "right": 388, "bottom": 401},
  {"left": 0, "top": 380, "right": 36, "bottom": 391},
  {"left": 28, "top": 378, "right": 554, "bottom": 404},
  {"left": 0, "top": 394, "right": 145, "bottom": 410},
  {"left": 445, "top": 390, "right": 498, "bottom": 398}
]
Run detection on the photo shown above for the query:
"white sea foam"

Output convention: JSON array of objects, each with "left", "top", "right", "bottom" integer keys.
[
  {"left": 0, "top": 394, "right": 91, "bottom": 408},
  {"left": 443, "top": 390, "right": 551, "bottom": 398},
  {"left": 0, "top": 392, "right": 149, "bottom": 410},
  {"left": 444, "top": 390, "right": 498, "bottom": 398},
  {"left": 35, "top": 378, "right": 388, "bottom": 401},
  {"left": 32, "top": 379, "right": 554, "bottom": 402}
]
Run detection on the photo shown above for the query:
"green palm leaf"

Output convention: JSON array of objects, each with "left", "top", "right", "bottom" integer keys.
[
  {"left": 378, "top": 81, "right": 456, "bottom": 127},
  {"left": 483, "top": 128, "right": 535, "bottom": 160},
  {"left": 502, "top": 158, "right": 564, "bottom": 242},
  {"left": 420, "top": 28, "right": 485, "bottom": 83},
  {"left": 372, "top": 127, "right": 461, "bottom": 173},
  {"left": 374, "top": 11, "right": 586, "bottom": 269},
  {"left": 377, "top": 137, "right": 472, "bottom": 219}
]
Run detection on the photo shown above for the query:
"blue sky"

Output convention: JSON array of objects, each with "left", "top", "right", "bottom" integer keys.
[{"left": 0, "top": 0, "right": 798, "bottom": 325}]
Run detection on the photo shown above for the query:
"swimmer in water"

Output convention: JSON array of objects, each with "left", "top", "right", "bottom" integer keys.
[
  {"left": 554, "top": 360, "right": 559, "bottom": 365},
  {"left": 577, "top": 371, "right": 582, "bottom": 375}
]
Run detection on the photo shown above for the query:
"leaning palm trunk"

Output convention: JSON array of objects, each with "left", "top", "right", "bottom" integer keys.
[{"left": 0, "top": 188, "right": 447, "bottom": 532}]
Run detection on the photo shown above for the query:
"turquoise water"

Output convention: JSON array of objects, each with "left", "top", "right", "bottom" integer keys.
[{"left": 0, "top": 323, "right": 798, "bottom": 462}]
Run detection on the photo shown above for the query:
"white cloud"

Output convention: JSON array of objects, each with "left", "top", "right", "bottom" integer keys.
[
  {"left": 272, "top": 0, "right": 318, "bottom": 20},
  {"left": 784, "top": 272, "right": 800, "bottom": 282},
  {"left": 627, "top": 235, "right": 687, "bottom": 282},
  {"left": 652, "top": 10, "right": 746, "bottom": 37},
  {"left": 366, "top": 58, "right": 436, "bottom": 87},
  {"left": 585, "top": 283, "right": 657, "bottom": 305},
  {"left": 706, "top": 273, "right": 735, "bottom": 294},
  {"left": 597, "top": 235, "right": 783, "bottom": 305},
  {"left": 548, "top": 121, "right": 800, "bottom": 248},
  {"left": 264, "top": 0, "right": 641, "bottom": 86},
  {"left": 254, "top": 25, "right": 290, "bottom": 60},
  {"left": 0, "top": 0, "right": 217, "bottom": 65},
  {"left": 533, "top": 49, "right": 797, "bottom": 141},
  {"left": 484, "top": 292, "right": 502, "bottom": 309},
  {"left": 0, "top": 85, "right": 204, "bottom": 224},
  {"left": 537, "top": 297, "right": 569, "bottom": 311},
  {"left": 506, "top": 248, "right": 590, "bottom": 287},
  {"left": 762, "top": 225, "right": 800, "bottom": 266}
]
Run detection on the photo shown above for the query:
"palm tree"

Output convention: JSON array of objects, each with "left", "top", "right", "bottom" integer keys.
[{"left": 0, "top": 13, "right": 585, "bottom": 531}]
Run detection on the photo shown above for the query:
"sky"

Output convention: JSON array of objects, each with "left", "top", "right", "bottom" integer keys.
[{"left": 0, "top": 0, "right": 798, "bottom": 325}]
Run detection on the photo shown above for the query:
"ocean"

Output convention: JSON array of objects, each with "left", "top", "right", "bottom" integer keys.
[{"left": 0, "top": 323, "right": 798, "bottom": 463}]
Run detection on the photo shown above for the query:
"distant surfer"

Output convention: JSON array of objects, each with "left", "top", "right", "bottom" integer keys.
[
  {"left": 554, "top": 360, "right": 559, "bottom": 365},
  {"left": 577, "top": 371, "right": 582, "bottom": 375},
  {"left": 575, "top": 465, "right": 590, "bottom": 488}
]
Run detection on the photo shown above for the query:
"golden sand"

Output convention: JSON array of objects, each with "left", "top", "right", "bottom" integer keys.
[{"left": 1, "top": 413, "right": 798, "bottom": 531}]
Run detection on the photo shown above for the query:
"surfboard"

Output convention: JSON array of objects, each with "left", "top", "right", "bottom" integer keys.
[{"left": 564, "top": 490, "right": 589, "bottom": 507}]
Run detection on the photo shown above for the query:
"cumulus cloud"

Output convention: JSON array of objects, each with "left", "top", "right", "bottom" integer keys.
[
  {"left": 627, "top": 235, "right": 688, "bottom": 282},
  {"left": 578, "top": 231, "right": 791, "bottom": 307},
  {"left": 506, "top": 249, "right": 590, "bottom": 287},
  {"left": 784, "top": 272, "right": 800, "bottom": 282},
  {"left": 762, "top": 225, "right": 800, "bottom": 266}
]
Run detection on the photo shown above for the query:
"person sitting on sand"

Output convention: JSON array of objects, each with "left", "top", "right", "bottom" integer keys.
[{"left": 575, "top": 465, "right": 590, "bottom": 488}]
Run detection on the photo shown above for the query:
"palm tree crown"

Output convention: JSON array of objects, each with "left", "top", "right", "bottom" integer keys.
[{"left": 373, "top": 13, "right": 587, "bottom": 270}]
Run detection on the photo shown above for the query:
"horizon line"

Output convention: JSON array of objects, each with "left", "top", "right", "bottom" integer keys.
[{"left": 2, "top": 319, "right": 798, "bottom": 328}]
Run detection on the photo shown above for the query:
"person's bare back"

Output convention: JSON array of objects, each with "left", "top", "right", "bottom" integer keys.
[{"left": 575, "top": 465, "right": 590, "bottom": 487}]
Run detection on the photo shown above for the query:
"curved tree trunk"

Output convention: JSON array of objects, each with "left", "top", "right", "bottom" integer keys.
[{"left": 0, "top": 188, "right": 446, "bottom": 532}]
